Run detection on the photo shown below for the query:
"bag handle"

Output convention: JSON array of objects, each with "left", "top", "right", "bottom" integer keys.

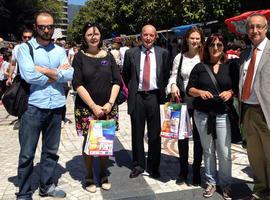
[
  {"left": 176, "top": 53, "right": 184, "bottom": 93},
  {"left": 176, "top": 53, "right": 184, "bottom": 85},
  {"left": 16, "top": 41, "right": 34, "bottom": 75}
]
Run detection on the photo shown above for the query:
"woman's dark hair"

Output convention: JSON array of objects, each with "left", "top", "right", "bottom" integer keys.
[
  {"left": 203, "top": 33, "right": 227, "bottom": 63},
  {"left": 2, "top": 50, "right": 12, "bottom": 61},
  {"left": 81, "top": 22, "right": 103, "bottom": 51},
  {"left": 181, "top": 27, "right": 205, "bottom": 60}
]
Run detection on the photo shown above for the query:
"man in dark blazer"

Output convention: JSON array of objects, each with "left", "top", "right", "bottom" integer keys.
[
  {"left": 239, "top": 14, "right": 270, "bottom": 200},
  {"left": 123, "top": 24, "right": 170, "bottom": 179}
]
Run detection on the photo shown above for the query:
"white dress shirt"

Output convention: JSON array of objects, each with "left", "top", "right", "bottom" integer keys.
[
  {"left": 242, "top": 37, "right": 267, "bottom": 104},
  {"left": 138, "top": 46, "right": 158, "bottom": 91}
]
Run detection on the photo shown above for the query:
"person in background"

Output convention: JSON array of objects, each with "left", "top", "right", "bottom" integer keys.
[
  {"left": 72, "top": 22, "right": 121, "bottom": 193},
  {"left": 0, "top": 49, "right": 11, "bottom": 101},
  {"left": 16, "top": 11, "right": 73, "bottom": 200},
  {"left": 170, "top": 38, "right": 181, "bottom": 61},
  {"left": 7, "top": 28, "right": 33, "bottom": 130},
  {"left": 110, "top": 42, "right": 122, "bottom": 130},
  {"left": 239, "top": 14, "right": 270, "bottom": 200},
  {"left": 7, "top": 43, "right": 15, "bottom": 51},
  {"left": 119, "top": 40, "right": 132, "bottom": 72},
  {"left": 187, "top": 33, "right": 239, "bottom": 199},
  {"left": 68, "top": 42, "right": 79, "bottom": 64},
  {"left": 110, "top": 42, "right": 121, "bottom": 67},
  {"left": 167, "top": 27, "right": 205, "bottom": 186},
  {"left": 123, "top": 24, "right": 170, "bottom": 179}
]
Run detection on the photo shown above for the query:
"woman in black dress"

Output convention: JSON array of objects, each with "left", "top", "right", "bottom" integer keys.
[{"left": 72, "top": 22, "right": 121, "bottom": 193}]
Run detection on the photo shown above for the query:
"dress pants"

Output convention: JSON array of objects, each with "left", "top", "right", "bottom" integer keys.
[
  {"left": 243, "top": 104, "right": 270, "bottom": 199},
  {"left": 130, "top": 91, "right": 161, "bottom": 172}
]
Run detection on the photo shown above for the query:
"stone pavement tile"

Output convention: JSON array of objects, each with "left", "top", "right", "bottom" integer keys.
[
  {"left": 101, "top": 138, "right": 154, "bottom": 200},
  {"left": 0, "top": 95, "right": 255, "bottom": 199}
]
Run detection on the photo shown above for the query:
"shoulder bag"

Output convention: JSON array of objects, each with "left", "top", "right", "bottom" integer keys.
[{"left": 2, "top": 42, "right": 33, "bottom": 117}]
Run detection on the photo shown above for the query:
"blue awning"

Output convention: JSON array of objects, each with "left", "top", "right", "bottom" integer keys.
[{"left": 170, "top": 23, "right": 201, "bottom": 36}]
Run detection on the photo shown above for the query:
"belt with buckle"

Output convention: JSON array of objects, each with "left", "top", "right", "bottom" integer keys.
[
  {"left": 137, "top": 90, "right": 158, "bottom": 95},
  {"left": 242, "top": 102, "right": 260, "bottom": 108}
]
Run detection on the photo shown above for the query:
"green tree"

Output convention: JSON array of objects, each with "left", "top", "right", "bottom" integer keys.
[
  {"left": 68, "top": 0, "right": 242, "bottom": 41},
  {"left": 0, "top": 0, "right": 63, "bottom": 40},
  {"left": 180, "top": 0, "right": 241, "bottom": 24},
  {"left": 68, "top": 0, "right": 182, "bottom": 41}
]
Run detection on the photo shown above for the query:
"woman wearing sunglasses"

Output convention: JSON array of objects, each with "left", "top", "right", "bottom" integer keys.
[
  {"left": 72, "top": 22, "right": 121, "bottom": 193},
  {"left": 186, "top": 33, "right": 239, "bottom": 199},
  {"left": 167, "top": 27, "right": 205, "bottom": 186}
]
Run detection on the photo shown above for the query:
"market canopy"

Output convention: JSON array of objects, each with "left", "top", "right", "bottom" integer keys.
[
  {"left": 170, "top": 24, "right": 200, "bottom": 36},
  {"left": 225, "top": 9, "right": 270, "bottom": 34},
  {"left": 170, "top": 21, "right": 218, "bottom": 36}
]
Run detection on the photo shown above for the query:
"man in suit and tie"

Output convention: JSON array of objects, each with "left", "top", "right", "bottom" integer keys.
[
  {"left": 239, "top": 14, "right": 270, "bottom": 200},
  {"left": 123, "top": 24, "right": 170, "bottom": 179}
]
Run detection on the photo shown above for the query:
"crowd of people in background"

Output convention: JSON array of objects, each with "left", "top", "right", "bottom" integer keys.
[{"left": 0, "top": 10, "right": 270, "bottom": 200}]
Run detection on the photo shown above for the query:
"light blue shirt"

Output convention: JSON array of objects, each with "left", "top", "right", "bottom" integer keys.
[{"left": 17, "top": 38, "right": 74, "bottom": 109}]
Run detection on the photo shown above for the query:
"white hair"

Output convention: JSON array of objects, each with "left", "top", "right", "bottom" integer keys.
[{"left": 246, "top": 13, "right": 268, "bottom": 28}]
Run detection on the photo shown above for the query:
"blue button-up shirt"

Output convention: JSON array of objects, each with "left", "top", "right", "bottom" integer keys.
[{"left": 17, "top": 38, "right": 74, "bottom": 109}]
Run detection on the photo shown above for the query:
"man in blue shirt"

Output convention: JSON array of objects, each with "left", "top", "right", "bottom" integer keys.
[{"left": 16, "top": 11, "right": 73, "bottom": 200}]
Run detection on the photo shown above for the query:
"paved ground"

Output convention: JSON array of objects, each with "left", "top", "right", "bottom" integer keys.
[{"left": 0, "top": 94, "right": 254, "bottom": 200}]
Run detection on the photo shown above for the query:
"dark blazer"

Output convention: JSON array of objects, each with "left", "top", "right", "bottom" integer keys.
[{"left": 123, "top": 45, "right": 170, "bottom": 114}]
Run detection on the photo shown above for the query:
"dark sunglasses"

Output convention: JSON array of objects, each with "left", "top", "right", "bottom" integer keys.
[
  {"left": 23, "top": 36, "right": 32, "bottom": 39},
  {"left": 37, "top": 25, "right": 54, "bottom": 31},
  {"left": 209, "top": 43, "right": 223, "bottom": 49}
]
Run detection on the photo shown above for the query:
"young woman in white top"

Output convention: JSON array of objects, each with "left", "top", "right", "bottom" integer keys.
[{"left": 167, "top": 27, "right": 205, "bottom": 186}]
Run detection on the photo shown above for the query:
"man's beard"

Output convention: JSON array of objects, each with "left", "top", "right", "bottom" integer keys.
[{"left": 37, "top": 31, "right": 53, "bottom": 41}]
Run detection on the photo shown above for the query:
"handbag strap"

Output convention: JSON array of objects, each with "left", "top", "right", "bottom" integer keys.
[
  {"left": 203, "top": 64, "right": 233, "bottom": 112},
  {"left": 16, "top": 42, "right": 34, "bottom": 74},
  {"left": 203, "top": 64, "right": 221, "bottom": 94},
  {"left": 25, "top": 41, "right": 34, "bottom": 60},
  {"left": 176, "top": 53, "right": 184, "bottom": 86}
]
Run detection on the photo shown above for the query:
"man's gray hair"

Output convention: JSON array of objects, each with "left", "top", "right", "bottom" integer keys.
[{"left": 246, "top": 13, "right": 268, "bottom": 28}]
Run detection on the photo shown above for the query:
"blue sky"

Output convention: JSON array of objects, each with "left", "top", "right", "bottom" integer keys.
[{"left": 68, "top": 0, "right": 86, "bottom": 5}]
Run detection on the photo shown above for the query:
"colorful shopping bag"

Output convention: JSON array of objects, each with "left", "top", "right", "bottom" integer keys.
[
  {"left": 84, "top": 119, "right": 116, "bottom": 156},
  {"left": 178, "top": 104, "right": 192, "bottom": 139},
  {"left": 160, "top": 102, "right": 182, "bottom": 139},
  {"left": 160, "top": 102, "right": 192, "bottom": 139}
]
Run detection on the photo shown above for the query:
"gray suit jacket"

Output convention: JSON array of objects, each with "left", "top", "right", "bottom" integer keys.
[{"left": 239, "top": 39, "right": 270, "bottom": 129}]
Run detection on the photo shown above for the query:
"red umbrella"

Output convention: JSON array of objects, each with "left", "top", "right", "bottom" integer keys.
[{"left": 225, "top": 9, "right": 270, "bottom": 34}]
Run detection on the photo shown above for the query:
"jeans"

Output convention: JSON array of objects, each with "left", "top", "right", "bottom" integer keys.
[
  {"left": 194, "top": 110, "right": 232, "bottom": 187},
  {"left": 16, "top": 105, "right": 63, "bottom": 199}
]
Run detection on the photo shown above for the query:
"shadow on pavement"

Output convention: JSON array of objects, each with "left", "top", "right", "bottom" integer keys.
[{"left": 8, "top": 163, "right": 66, "bottom": 192}]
